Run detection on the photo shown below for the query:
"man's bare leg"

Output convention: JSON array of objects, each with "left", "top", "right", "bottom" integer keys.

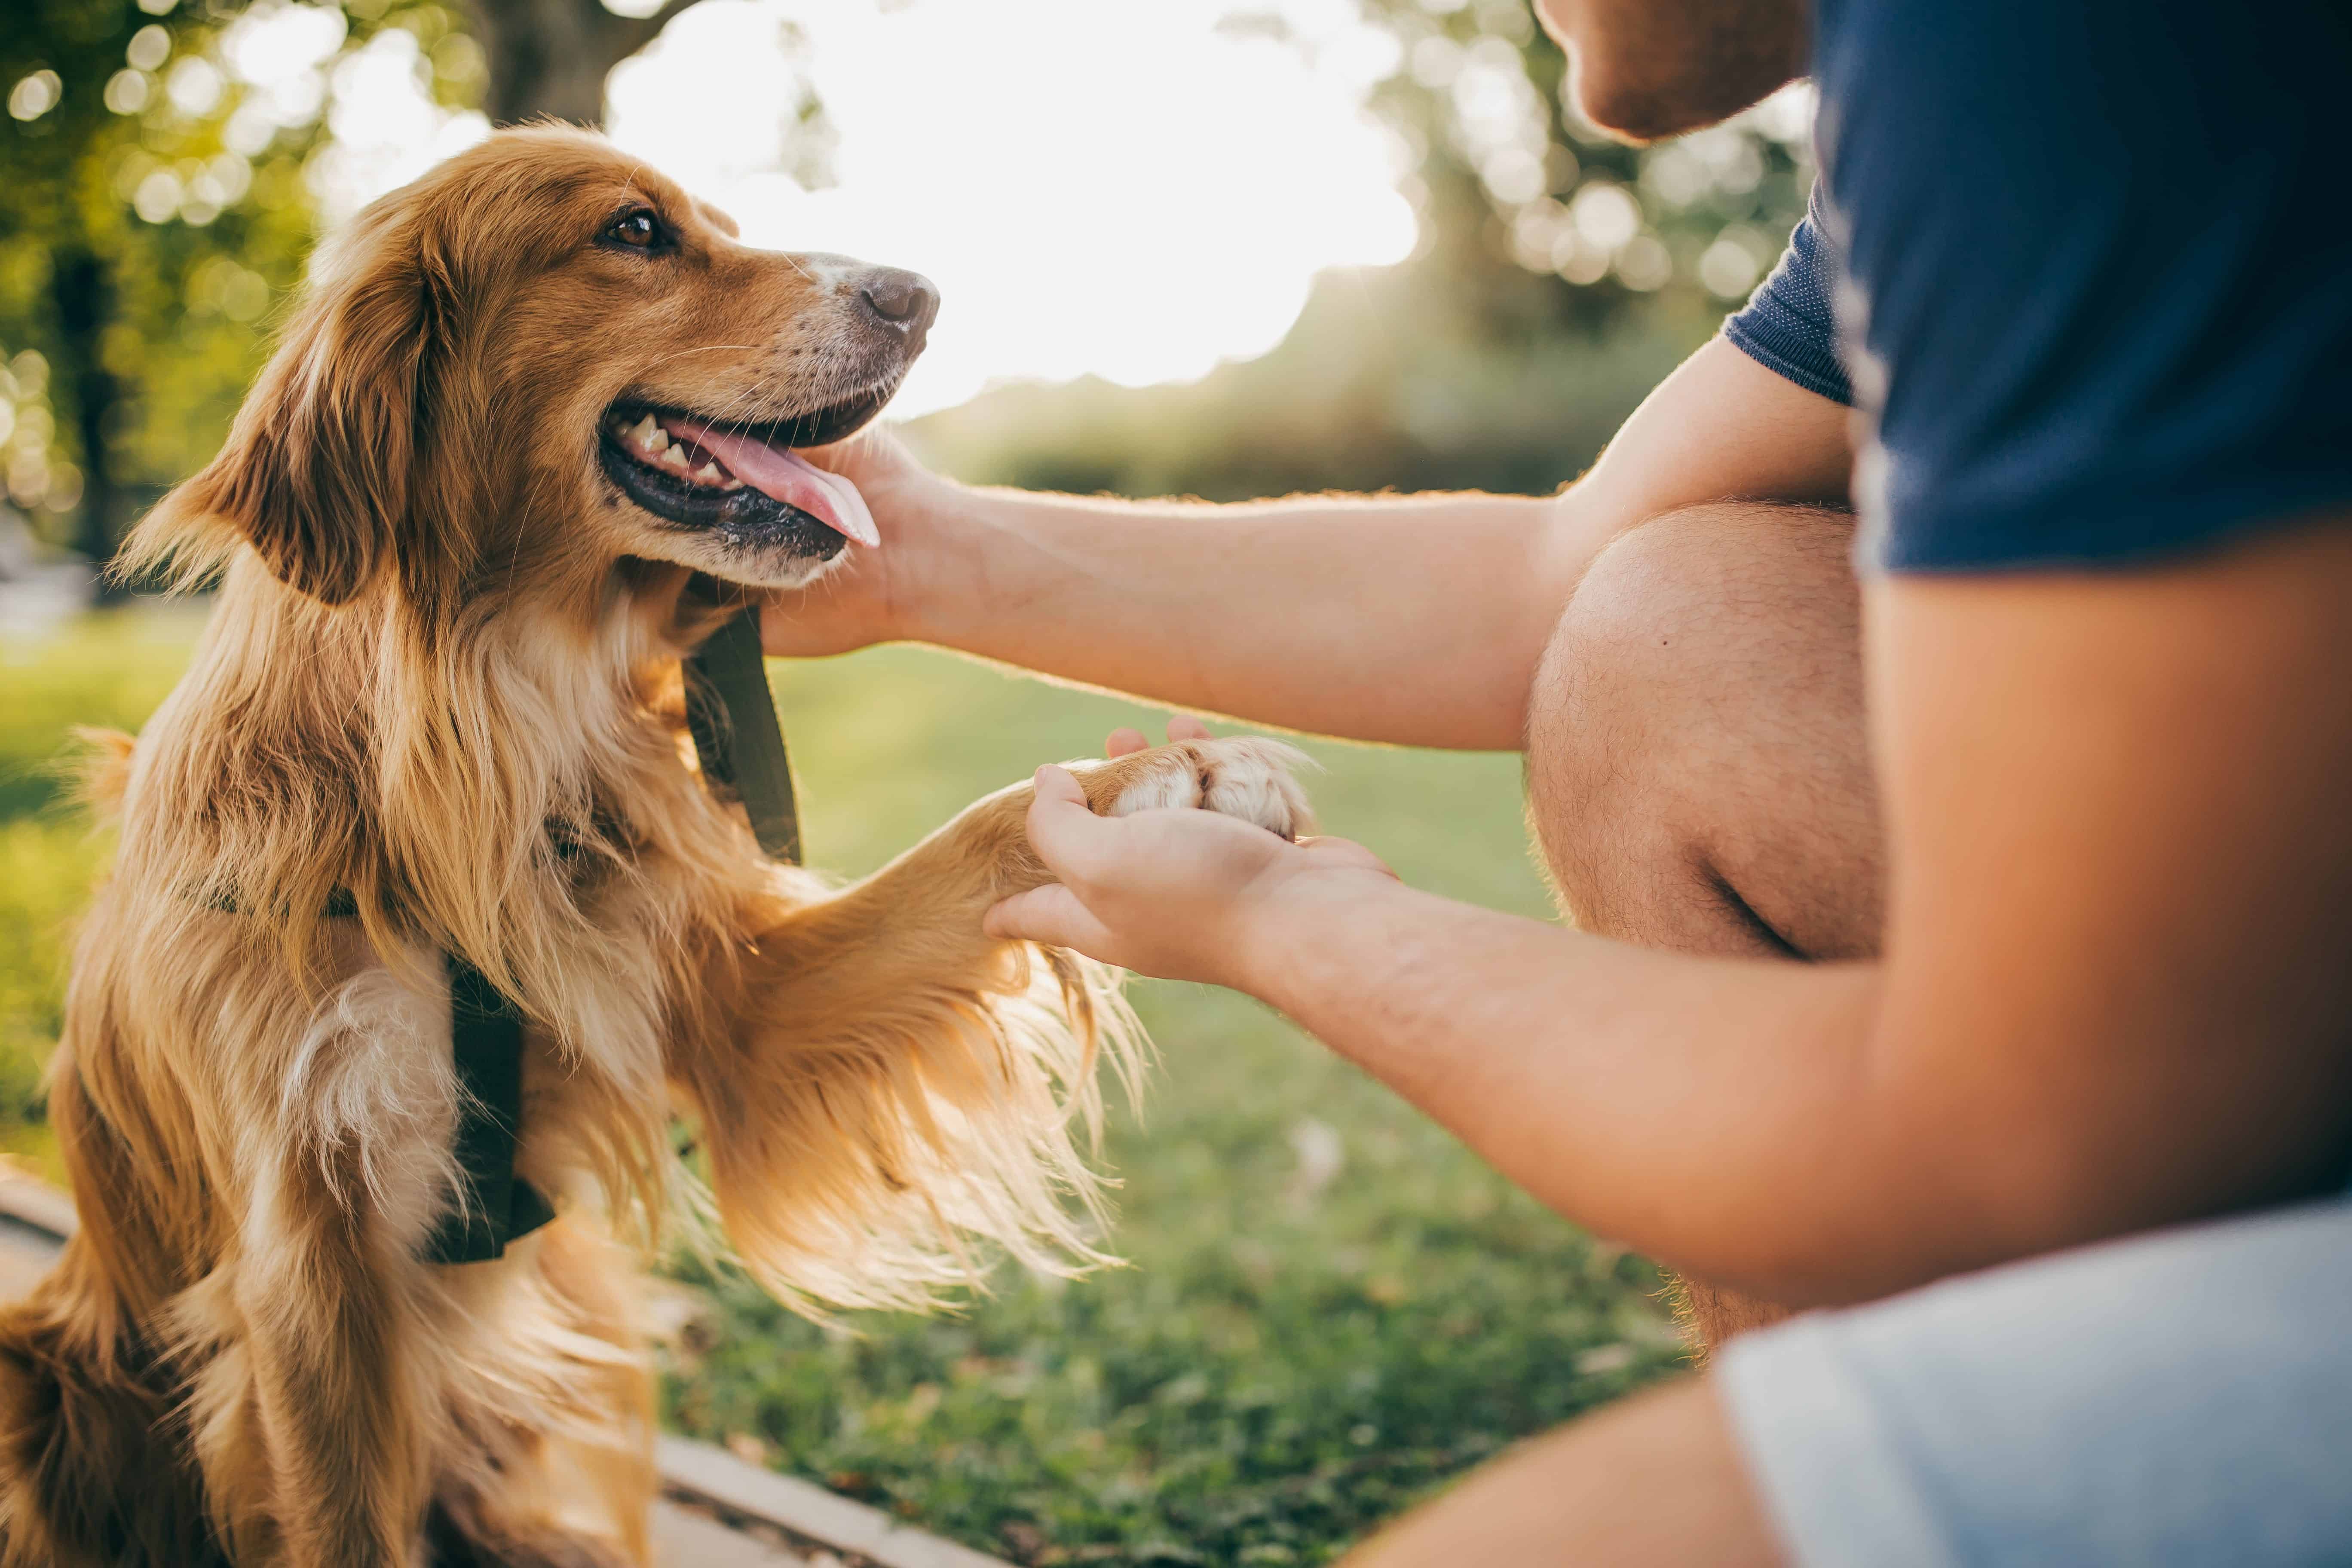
[
  {"left": 1340, "top": 1378, "right": 1782, "bottom": 1567},
  {"left": 1526, "top": 501, "right": 1883, "bottom": 1348}
]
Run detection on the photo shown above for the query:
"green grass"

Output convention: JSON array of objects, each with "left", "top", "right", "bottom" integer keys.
[
  {"left": 0, "top": 612, "right": 1683, "bottom": 1565},
  {"left": 0, "top": 609, "right": 211, "bottom": 1152}
]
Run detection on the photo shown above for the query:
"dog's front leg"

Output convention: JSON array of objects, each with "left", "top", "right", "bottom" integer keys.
[
  {"left": 203, "top": 958, "right": 461, "bottom": 1567},
  {"left": 671, "top": 737, "right": 1311, "bottom": 1311},
  {"left": 223, "top": 1144, "right": 437, "bottom": 1568}
]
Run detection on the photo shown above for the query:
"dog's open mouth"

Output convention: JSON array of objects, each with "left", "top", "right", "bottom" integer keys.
[{"left": 597, "top": 384, "right": 891, "bottom": 558}]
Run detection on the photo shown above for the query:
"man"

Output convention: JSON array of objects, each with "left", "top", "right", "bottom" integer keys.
[{"left": 766, "top": 0, "right": 2352, "bottom": 1559}]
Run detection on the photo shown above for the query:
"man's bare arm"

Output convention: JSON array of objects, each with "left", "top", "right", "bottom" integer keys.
[
  {"left": 995, "top": 518, "right": 2352, "bottom": 1304},
  {"left": 766, "top": 338, "right": 1851, "bottom": 749}
]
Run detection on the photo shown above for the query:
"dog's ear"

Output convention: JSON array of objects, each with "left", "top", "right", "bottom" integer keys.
[{"left": 148, "top": 214, "right": 448, "bottom": 606}]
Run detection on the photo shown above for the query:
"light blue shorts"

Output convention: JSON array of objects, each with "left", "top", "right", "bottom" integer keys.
[{"left": 1716, "top": 1194, "right": 2352, "bottom": 1567}]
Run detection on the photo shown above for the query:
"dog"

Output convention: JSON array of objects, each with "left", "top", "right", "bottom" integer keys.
[{"left": 0, "top": 126, "right": 1310, "bottom": 1567}]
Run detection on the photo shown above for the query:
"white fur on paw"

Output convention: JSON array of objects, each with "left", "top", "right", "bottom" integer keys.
[{"left": 1104, "top": 737, "right": 1317, "bottom": 840}]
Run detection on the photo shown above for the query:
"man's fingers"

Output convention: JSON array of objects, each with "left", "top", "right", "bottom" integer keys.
[
  {"left": 1109, "top": 717, "right": 1207, "bottom": 756},
  {"left": 1034, "top": 762, "right": 1090, "bottom": 808},
  {"left": 985, "top": 883, "right": 1115, "bottom": 952},
  {"left": 1024, "top": 764, "right": 1118, "bottom": 880}
]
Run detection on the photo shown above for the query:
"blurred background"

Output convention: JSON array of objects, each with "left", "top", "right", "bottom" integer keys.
[{"left": 1, "top": 0, "right": 1809, "bottom": 1560}]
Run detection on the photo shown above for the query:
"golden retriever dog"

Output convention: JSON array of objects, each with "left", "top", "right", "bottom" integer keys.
[{"left": 0, "top": 126, "right": 1310, "bottom": 1567}]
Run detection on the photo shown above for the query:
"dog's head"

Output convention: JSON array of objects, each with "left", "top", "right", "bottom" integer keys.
[{"left": 147, "top": 126, "right": 933, "bottom": 609}]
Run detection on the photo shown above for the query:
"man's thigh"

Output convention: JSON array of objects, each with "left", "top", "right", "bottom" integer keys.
[{"left": 1527, "top": 502, "right": 1882, "bottom": 961}]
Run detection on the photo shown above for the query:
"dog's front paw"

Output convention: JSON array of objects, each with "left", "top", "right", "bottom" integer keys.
[{"left": 1081, "top": 737, "right": 1317, "bottom": 841}]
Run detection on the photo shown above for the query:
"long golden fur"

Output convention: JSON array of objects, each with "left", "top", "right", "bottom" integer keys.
[{"left": 1, "top": 127, "right": 1308, "bottom": 1566}]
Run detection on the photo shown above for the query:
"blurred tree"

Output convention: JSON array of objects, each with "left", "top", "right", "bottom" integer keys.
[
  {"left": 3, "top": 0, "right": 353, "bottom": 575},
  {"left": 0, "top": 0, "right": 707, "bottom": 580},
  {"left": 0, "top": 0, "right": 649, "bottom": 583},
  {"left": 459, "top": 0, "right": 699, "bottom": 125},
  {"left": 1355, "top": 0, "right": 1813, "bottom": 331},
  {"left": 7, "top": 0, "right": 188, "bottom": 582}
]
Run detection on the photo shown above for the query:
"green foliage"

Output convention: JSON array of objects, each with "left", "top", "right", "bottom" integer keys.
[
  {"left": 0, "top": 0, "right": 481, "bottom": 555},
  {"left": 6, "top": 0, "right": 295, "bottom": 540},
  {"left": 0, "top": 818, "right": 99, "bottom": 1126},
  {"left": 0, "top": 610, "right": 202, "bottom": 1127}
]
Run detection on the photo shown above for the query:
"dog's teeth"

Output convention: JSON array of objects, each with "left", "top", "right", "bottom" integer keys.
[
  {"left": 695, "top": 462, "right": 725, "bottom": 484},
  {"left": 720, "top": 478, "right": 744, "bottom": 490},
  {"left": 659, "top": 445, "right": 689, "bottom": 472},
  {"left": 631, "top": 417, "right": 666, "bottom": 453}
]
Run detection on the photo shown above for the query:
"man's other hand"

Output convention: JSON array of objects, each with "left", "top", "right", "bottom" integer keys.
[{"left": 759, "top": 425, "right": 954, "bottom": 657}]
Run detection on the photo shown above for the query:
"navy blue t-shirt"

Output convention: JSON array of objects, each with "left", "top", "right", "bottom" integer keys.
[{"left": 1722, "top": 0, "right": 2352, "bottom": 573}]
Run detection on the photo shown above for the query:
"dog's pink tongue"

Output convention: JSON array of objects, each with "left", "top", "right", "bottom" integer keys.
[{"left": 659, "top": 416, "right": 879, "bottom": 547}]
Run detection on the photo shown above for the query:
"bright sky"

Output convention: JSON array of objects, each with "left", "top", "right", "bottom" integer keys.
[{"left": 293, "top": 0, "right": 1420, "bottom": 418}]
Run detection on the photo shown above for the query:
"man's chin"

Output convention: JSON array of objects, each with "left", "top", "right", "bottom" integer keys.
[
  {"left": 1548, "top": 0, "right": 1809, "bottom": 145},
  {"left": 1572, "top": 59, "right": 1793, "bottom": 144}
]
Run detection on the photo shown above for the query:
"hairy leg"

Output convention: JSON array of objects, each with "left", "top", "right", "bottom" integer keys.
[
  {"left": 1339, "top": 1378, "right": 1781, "bottom": 1567},
  {"left": 1527, "top": 502, "right": 1883, "bottom": 1347}
]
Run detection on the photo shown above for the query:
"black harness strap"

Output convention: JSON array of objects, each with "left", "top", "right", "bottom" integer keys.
[
  {"left": 426, "top": 603, "right": 799, "bottom": 1264},
  {"left": 180, "top": 606, "right": 797, "bottom": 1265},
  {"left": 194, "top": 892, "right": 553, "bottom": 1264},
  {"left": 686, "top": 603, "right": 802, "bottom": 864},
  {"left": 423, "top": 959, "right": 558, "bottom": 1262}
]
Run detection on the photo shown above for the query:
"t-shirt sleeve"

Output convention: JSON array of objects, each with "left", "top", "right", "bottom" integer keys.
[
  {"left": 1722, "top": 181, "right": 1854, "bottom": 408},
  {"left": 1816, "top": 0, "right": 2352, "bottom": 573}
]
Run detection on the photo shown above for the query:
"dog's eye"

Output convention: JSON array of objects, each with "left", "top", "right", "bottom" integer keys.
[{"left": 603, "top": 208, "right": 665, "bottom": 251}]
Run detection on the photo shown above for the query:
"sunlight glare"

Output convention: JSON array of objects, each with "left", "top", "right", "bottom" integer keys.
[{"left": 606, "top": 0, "right": 1416, "bottom": 416}]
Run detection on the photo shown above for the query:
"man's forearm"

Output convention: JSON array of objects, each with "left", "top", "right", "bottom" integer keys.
[
  {"left": 1227, "top": 869, "right": 1964, "bottom": 1306},
  {"left": 906, "top": 487, "right": 1568, "bottom": 749},
  {"left": 778, "top": 339, "right": 1851, "bottom": 747},
  {"left": 881, "top": 338, "right": 1854, "bottom": 750}
]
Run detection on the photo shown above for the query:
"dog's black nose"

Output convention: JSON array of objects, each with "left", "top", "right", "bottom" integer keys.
[{"left": 857, "top": 268, "right": 939, "bottom": 339}]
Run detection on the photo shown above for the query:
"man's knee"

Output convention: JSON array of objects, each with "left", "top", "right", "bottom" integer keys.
[
  {"left": 1537, "top": 503, "right": 1795, "bottom": 741},
  {"left": 1527, "top": 502, "right": 1871, "bottom": 953},
  {"left": 1530, "top": 506, "right": 1761, "bottom": 898}
]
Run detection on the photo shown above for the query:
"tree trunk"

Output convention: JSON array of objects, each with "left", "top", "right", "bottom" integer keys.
[
  {"left": 50, "top": 248, "right": 124, "bottom": 600},
  {"left": 462, "top": 0, "right": 701, "bottom": 126}
]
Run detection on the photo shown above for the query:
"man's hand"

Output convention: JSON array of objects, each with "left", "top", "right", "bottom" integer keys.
[
  {"left": 760, "top": 426, "right": 958, "bottom": 657},
  {"left": 985, "top": 720, "right": 1395, "bottom": 984}
]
